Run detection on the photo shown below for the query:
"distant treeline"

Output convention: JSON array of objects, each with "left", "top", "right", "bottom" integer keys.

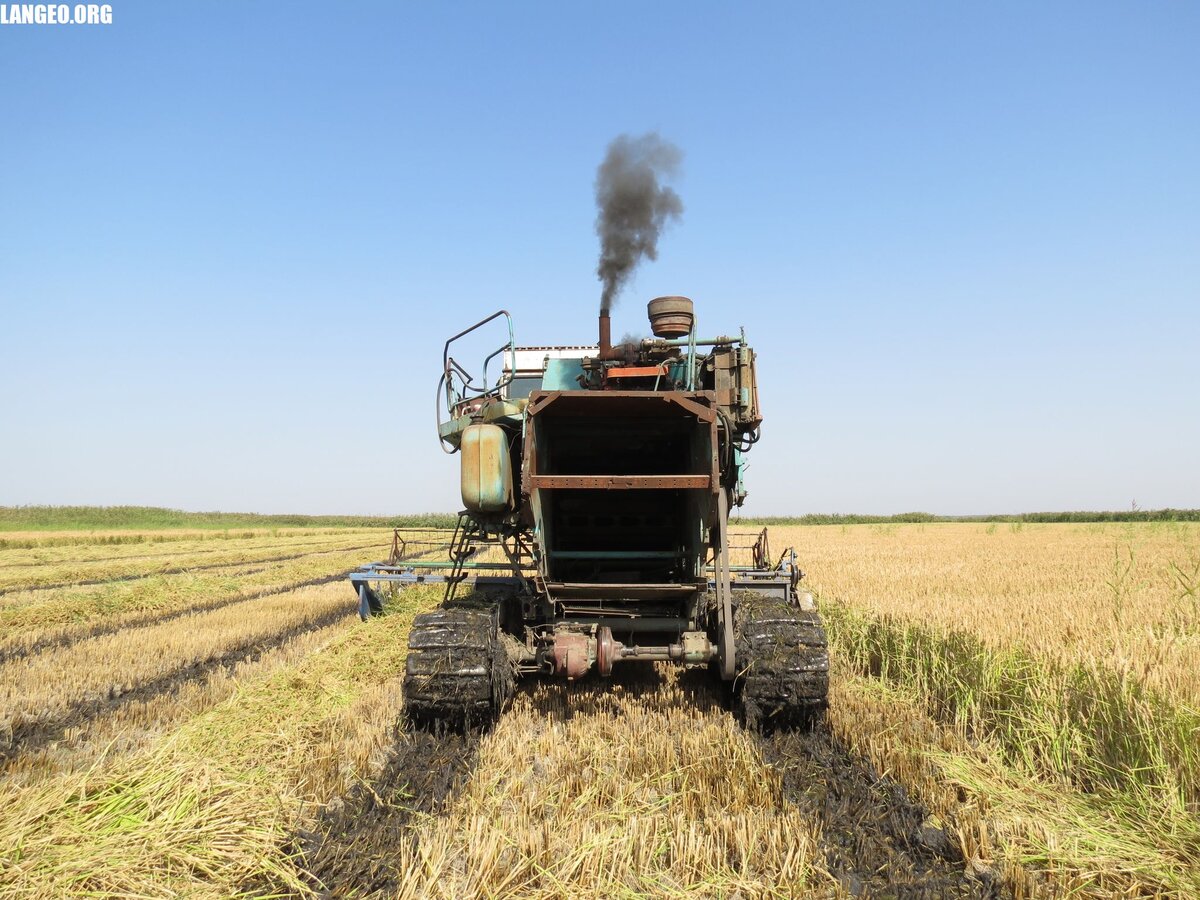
[
  {"left": 740, "top": 510, "right": 1200, "bottom": 525},
  {"left": 0, "top": 506, "right": 458, "bottom": 531},
  {"left": 2, "top": 505, "right": 1197, "bottom": 532}
]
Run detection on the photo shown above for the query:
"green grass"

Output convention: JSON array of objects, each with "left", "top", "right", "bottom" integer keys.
[
  {"left": 822, "top": 600, "right": 1200, "bottom": 828},
  {"left": 0, "top": 506, "right": 458, "bottom": 532},
  {"left": 831, "top": 673, "right": 1200, "bottom": 896},
  {"left": 6, "top": 505, "right": 1197, "bottom": 533}
]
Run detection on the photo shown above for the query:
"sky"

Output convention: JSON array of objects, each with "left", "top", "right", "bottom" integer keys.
[{"left": 1, "top": 1, "right": 1197, "bottom": 516}]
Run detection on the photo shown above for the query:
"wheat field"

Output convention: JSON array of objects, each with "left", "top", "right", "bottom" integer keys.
[{"left": 0, "top": 521, "right": 1197, "bottom": 898}]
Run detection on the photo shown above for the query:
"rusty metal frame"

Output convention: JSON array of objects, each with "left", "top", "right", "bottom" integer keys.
[
  {"left": 387, "top": 528, "right": 457, "bottom": 567},
  {"left": 714, "top": 490, "right": 735, "bottom": 679},
  {"left": 525, "top": 389, "right": 718, "bottom": 422},
  {"left": 753, "top": 527, "right": 771, "bottom": 570},
  {"left": 529, "top": 475, "right": 711, "bottom": 490}
]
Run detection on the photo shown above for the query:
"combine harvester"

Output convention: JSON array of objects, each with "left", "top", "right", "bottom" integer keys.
[{"left": 350, "top": 297, "right": 828, "bottom": 729}]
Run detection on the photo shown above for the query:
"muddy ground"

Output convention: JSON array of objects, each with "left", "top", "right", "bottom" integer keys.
[
  {"left": 279, "top": 667, "right": 1006, "bottom": 899},
  {"left": 0, "top": 572, "right": 349, "bottom": 667},
  {"left": 0, "top": 604, "right": 353, "bottom": 762}
]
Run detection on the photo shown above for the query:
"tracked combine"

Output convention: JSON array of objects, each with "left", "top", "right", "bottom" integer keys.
[{"left": 350, "top": 298, "right": 828, "bottom": 729}]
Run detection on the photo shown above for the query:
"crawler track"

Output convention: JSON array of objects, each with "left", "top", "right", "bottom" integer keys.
[
  {"left": 403, "top": 605, "right": 512, "bottom": 729},
  {"left": 734, "top": 591, "right": 830, "bottom": 730}
]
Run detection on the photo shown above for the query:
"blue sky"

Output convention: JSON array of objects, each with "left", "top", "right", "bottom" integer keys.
[{"left": 2, "top": 1, "right": 1197, "bottom": 515}]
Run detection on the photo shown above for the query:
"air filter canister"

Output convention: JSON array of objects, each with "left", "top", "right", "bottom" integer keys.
[{"left": 647, "top": 295, "right": 694, "bottom": 337}]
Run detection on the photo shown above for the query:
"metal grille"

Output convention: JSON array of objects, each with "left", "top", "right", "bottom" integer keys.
[
  {"left": 386, "top": 528, "right": 507, "bottom": 568},
  {"left": 718, "top": 528, "right": 772, "bottom": 569}
]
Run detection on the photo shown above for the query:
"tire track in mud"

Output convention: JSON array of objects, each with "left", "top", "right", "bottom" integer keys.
[
  {"left": 268, "top": 731, "right": 484, "bottom": 897},
  {"left": 0, "top": 543, "right": 381, "bottom": 595},
  {"left": 680, "top": 668, "right": 1004, "bottom": 898},
  {"left": 758, "top": 725, "right": 1003, "bottom": 898},
  {"left": 0, "top": 572, "right": 353, "bottom": 667},
  {"left": 0, "top": 604, "right": 355, "bottom": 763},
  {"left": 270, "top": 668, "right": 1007, "bottom": 899}
]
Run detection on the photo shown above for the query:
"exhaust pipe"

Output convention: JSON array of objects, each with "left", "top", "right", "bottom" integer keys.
[{"left": 598, "top": 310, "right": 622, "bottom": 360}]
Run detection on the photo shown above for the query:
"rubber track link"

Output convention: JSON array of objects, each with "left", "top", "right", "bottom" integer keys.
[
  {"left": 404, "top": 606, "right": 511, "bottom": 729},
  {"left": 734, "top": 591, "right": 829, "bottom": 731}
]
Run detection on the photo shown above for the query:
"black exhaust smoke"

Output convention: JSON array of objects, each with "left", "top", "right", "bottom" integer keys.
[{"left": 594, "top": 133, "right": 684, "bottom": 315}]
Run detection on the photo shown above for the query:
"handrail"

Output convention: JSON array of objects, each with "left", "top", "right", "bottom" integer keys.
[
  {"left": 442, "top": 310, "right": 515, "bottom": 410},
  {"left": 437, "top": 310, "right": 517, "bottom": 449}
]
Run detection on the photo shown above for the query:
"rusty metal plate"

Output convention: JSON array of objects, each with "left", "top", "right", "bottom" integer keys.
[
  {"left": 607, "top": 364, "right": 668, "bottom": 378},
  {"left": 530, "top": 475, "right": 711, "bottom": 490},
  {"left": 527, "top": 390, "right": 717, "bottom": 422}
]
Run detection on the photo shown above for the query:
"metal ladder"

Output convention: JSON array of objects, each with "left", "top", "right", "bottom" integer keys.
[{"left": 444, "top": 512, "right": 483, "bottom": 603}]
